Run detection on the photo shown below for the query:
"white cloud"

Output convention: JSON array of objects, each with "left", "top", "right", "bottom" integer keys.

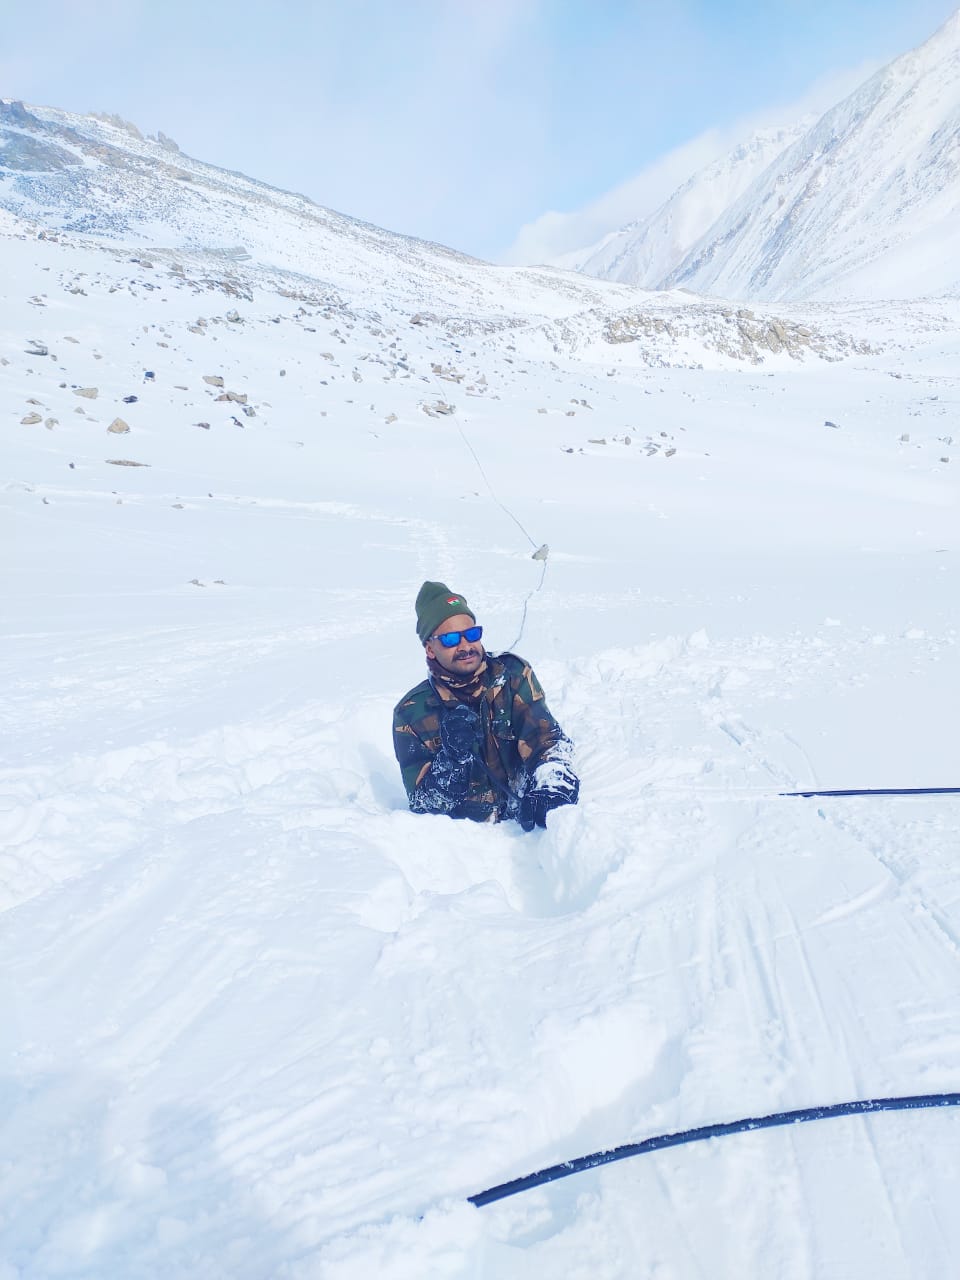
[{"left": 499, "top": 57, "right": 883, "bottom": 266}]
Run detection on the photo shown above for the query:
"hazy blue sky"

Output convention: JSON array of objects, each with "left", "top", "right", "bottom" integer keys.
[{"left": 3, "top": 1, "right": 958, "bottom": 260}]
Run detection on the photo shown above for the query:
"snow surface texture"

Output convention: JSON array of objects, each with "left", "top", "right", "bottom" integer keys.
[
  {"left": 3, "top": 125, "right": 960, "bottom": 1278},
  {"left": 559, "top": 10, "right": 960, "bottom": 303}
]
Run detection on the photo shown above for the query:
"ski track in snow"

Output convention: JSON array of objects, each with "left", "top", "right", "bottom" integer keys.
[{"left": 3, "top": 219, "right": 960, "bottom": 1278}]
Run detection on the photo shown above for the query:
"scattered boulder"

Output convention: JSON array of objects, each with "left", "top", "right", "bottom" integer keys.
[
  {"left": 106, "top": 459, "right": 150, "bottom": 467},
  {"left": 21, "top": 413, "right": 42, "bottom": 425},
  {"left": 25, "top": 340, "right": 48, "bottom": 356},
  {"left": 215, "top": 390, "right": 247, "bottom": 404},
  {"left": 422, "top": 400, "right": 456, "bottom": 417},
  {"left": 203, "top": 375, "right": 225, "bottom": 387},
  {"left": 45, "top": 418, "right": 58, "bottom": 430},
  {"left": 74, "top": 386, "right": 99, "bottom": 399},
  {"left": 107, "top": 418, "right": 130, "bottom": 434}
]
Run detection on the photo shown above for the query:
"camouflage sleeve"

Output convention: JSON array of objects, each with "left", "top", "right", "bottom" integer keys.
[
  {"left": 507, "top": 658, "right": 574, "bottom": 773},
  {"left": 392, "top": 704, "right": 469, "bottom": 815}
]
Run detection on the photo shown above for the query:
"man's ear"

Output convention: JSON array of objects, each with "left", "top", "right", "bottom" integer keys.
[{"left": 424, "top": 639, "right": 436, "bottom": 660}]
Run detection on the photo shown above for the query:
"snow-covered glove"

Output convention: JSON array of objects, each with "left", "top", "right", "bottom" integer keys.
[
  {"left": 439, "top": 703, "right": 482, "bottom": 764},
  {"left": 518, "top": 761, "right": 580, "bottom": 831}
]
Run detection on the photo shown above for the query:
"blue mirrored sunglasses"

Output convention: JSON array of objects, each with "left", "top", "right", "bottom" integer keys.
[{"left": 432, "top": 625, "right": 483, "bottom": 649}]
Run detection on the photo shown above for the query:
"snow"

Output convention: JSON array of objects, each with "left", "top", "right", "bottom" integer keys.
[{"left": 3, "top": 133, "right": 960, "bottom": 1279}]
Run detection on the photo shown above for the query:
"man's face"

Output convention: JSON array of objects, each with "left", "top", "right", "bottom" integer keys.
[{"left": 424, "top": 612, "right": 484, "bottom": 676}]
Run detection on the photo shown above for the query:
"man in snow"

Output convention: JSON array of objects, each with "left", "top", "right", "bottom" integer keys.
[{"left": 392, "top": 581, "right": 579, "bottom": 828}]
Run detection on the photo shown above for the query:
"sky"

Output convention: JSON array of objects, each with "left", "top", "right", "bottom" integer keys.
[{"left": 2, "top": 0, "right": 959, "bottom": 263}]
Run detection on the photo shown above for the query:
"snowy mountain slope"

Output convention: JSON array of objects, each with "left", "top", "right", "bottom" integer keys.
[
  {"left": 0, "top": 97, "right": 634, "bottom": 323},
  {"left": 0, "top": 98, "right": 909, "bottom": 370},
  {"left": 568, "top": 122, "right": 812, "bottom": 287},
  {"left": 663, "top": 10, "right": 960, "bottom": 300},
  {"left": 561, "top": 11, "right": 960, "bottom": 303},
  {"left": 3, "top": 137, "right": 960, "bottom": 1280}
]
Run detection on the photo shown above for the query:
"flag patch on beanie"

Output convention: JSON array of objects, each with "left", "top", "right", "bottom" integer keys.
[{"left": 446, "top": 597, "right": 461, "bottom": 605}]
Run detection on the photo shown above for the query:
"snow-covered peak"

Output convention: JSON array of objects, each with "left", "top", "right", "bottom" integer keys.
[
  {"left": 562, "top": 10, "right": 960, "bottom": 302},
  {"left": 663, "top": 9, "right": 960, "bottom": 300},
  {"left": 569, "top": 121, "right": 812, "bottom": 287}
]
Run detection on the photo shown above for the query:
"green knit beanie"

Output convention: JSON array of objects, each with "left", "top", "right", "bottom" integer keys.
[{"left": 415, "top": 581, "right": 475, "bottom": 643}]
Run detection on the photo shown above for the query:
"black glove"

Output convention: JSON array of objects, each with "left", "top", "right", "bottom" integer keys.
[
  {"left": 439, "top": 704, "right": 482, "bottom": 764},
  {"left": 518, "top": 762, "right": 580, "bottom": 832}
]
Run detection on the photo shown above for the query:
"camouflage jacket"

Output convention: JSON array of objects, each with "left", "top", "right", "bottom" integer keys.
[{"left": 392, "top": 652, "right": 572, "bottom": 822}]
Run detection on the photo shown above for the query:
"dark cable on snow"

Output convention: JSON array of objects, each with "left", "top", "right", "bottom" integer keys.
[
  {"left": 468, "top": 1093, "right": 960, "bottom": 1208},
  {"left": 781, "top": 787, "right": 960, "bottom": 798}
]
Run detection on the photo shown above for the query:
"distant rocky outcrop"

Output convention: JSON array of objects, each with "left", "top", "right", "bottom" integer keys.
[{"left": 0, "top": 102, "right": 80, "bottom": 173}]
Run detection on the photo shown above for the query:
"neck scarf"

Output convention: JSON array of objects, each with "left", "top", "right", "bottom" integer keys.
[{"left": 427, "top": 654, "right": 489, "bottom": 704}]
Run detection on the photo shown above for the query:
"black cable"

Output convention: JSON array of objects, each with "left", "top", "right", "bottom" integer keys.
[
  {"left": 468, "top": 1093, "right": 960, "bottom": 1207},
  {"left": 781, "top": 787, "right": 960, "bottom": 798}
]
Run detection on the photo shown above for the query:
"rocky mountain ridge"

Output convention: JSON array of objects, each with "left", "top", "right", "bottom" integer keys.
[{"left": 0, "top": 98, "right": 883, "bottom": 372}]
